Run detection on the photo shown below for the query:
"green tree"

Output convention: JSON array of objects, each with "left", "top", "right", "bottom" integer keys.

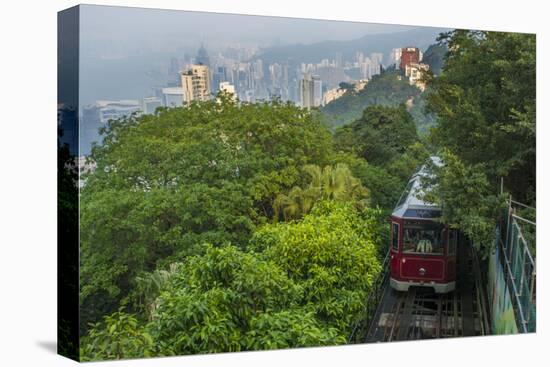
[
  {"left": 243, "top": 310, "right": 344, "bottom": 350},
  {"left": 146, "top": 245, "right": 336, "bottom": 355},
  {"left": 427, "top": 30, "right": 535, "bottom": 203},
  {"left": 424, "top": 30, "right": 535, "bottom": 253},
  {"left": 251, "top": 201, "right": 383, "bottom": 331},
  {"left": 58, "top": 128, "right": 79, "bottom": 359},
  {"left": 421, "top": 43, "right": 447, "bottom": 76},
  {"left": 132, "top": 263, "right": 182, "bottom": 320},
  {"left": 334, "top": 104, "right": 419, "bottom": 166},
  {"left": 81, "top": 310, "right": 154, "bottom": 361},
  {"left": 80, "top": 98, "right": 336, "bottom": 332},
  {"left": 423, "top": 150, "right": 506, "bottom": 256}
]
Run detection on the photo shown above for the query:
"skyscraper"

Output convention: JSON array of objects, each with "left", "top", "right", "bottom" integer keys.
[
  {"left": 370, "top": 52, "right": 384, "bottom": 65},
  {"left": 299, "top": 73, "right": 322, "bottom": 109},
  {"left": 162, "top": 87, "right": 186, "bottom": 107},
  {"left": 196, "top": 44, "right": 210, "bottom": 67},
  {"left": 335, "top": 52, "right": 343, "bottom": 68},
  {"left": 391, "top": 48, "right": 403, "bottom": 67},
  {"left": 299, "top": 73, "right": 314, "bottom": 109},
  {"left": 312, "top": 75, "right": 323, "bottom": 107},
  {"left": 180, "top": 64, "right": 212, "bottom": 102},
  {"left": 213, "top": 66, "right": 228, "bottom": 92}
]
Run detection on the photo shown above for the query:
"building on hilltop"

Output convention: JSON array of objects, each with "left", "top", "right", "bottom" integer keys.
[
  {"left": 400, "top": 47, "right": 421, "bottom": 70},
  {"left": 323, "top": 87, "right": 346, "bottom": 105},
  {"left": 405, "top": 63, "right": 430, "bottom": 91}
]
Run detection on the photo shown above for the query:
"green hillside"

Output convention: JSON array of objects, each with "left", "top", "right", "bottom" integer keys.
[{"left": 320, "top": 71, "right": 434, "bottom": 132}]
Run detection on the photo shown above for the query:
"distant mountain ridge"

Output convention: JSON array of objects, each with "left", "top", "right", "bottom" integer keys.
[{"left": 257, "top": 27, "right": 449, "bottom": 65}]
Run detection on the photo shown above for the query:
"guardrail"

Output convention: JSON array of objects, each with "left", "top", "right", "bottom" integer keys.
[
  {"left": 492, "top": 198, "right": 536, "bottom": 333},
  {"left": 502, "top": 199, "right": 536, "bottom": 332}
]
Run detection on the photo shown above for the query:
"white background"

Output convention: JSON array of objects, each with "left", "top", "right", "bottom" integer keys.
[{"left": 0, "top": 0, "right": 547, "bottom": 365}]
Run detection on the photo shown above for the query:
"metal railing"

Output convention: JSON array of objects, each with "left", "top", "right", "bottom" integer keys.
[{"left": 498, "top": 198, "right": 536, "bottom": 333}]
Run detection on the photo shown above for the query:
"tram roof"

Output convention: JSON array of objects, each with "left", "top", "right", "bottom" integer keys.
[{"left": 392, "top": 156, "right": 442, "bottom": 220}]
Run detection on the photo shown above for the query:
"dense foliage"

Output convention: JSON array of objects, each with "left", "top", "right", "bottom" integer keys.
[
  {"left": 81, "top": 310, "right": 154, "bottom": 361},
  {"left": 252, "top": 201, "right": 383, "bottom": 330},
  {"left": 58, "top": 130, "right": 79, "bottom": 360},
  {"left": 333, "top": 104, "right": 429, "bottom": 209},
  {"left": 79, "top": 96, "right": 390, "bottom": 360},
  {"left": 334, "top": 104, "right": 418, "bottom": 165},
  {"left": 81, "top": 201, "right": 382, "bottom": 360},
  {"left": 78, "top": 29, "right": 536, "bottom": 360},
  {"left": 273, "top": 163, "right": 369, "bottom": 221},
  {"left": 425, "top": 30, "right": 536, "bottom": 252},
  {"left": 80, "top": 97, "right": 337, "bottom": 333},
  {"left": 423, "top": 150, "right": 506, "bottom": 256}
]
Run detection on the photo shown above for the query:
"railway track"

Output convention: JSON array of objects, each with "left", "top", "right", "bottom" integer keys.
[{"left": 365, "top": 242, "right": 485, "bottom": 342}]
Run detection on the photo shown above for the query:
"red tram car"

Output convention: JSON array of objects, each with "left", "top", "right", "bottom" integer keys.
[{"left": 389, "top": 157, "right": 457, "bottom": 293}]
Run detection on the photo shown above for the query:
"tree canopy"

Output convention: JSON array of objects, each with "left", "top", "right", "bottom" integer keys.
[
  {"left": 424, "top": 30, "right": 536, "bottom": 252},
  {"left": 80, "top": 98, "right": 337, "bottom": 333},
  {"left": 81, "top": 201, "right": 382, "bottom": 360},
  {"left": 334, "top": 104, "right": 419, "bottom": 165},
  {"left": 427, "top": 30, "right": 536, "bottom": 203}
]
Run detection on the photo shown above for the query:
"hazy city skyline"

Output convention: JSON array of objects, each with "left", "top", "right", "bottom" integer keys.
[
  {"left": 75, "top": 5, "right": 450, "bottom": 155},
  {"left": 79, "top": 5, "right": 447, "bottom": 106}
]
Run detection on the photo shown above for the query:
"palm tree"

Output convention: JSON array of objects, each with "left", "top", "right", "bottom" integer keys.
[
  {"left": 273, "top": 163, "right": 369, "bottom": 222},
  {"left": 134, "top": 263, "right": 180, "bottom": 319},
  {"left": 273, "top": 186, "right": 317, "bottom": 222}
]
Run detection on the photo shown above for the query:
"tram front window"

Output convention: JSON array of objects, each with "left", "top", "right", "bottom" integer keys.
[{"left": 402, "top": 222, "right": 444, "bottom": 254}]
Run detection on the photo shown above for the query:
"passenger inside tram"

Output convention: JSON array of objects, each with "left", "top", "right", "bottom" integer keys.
[{"left": 403, "top": 224, "right": 444, "bottom": 254}]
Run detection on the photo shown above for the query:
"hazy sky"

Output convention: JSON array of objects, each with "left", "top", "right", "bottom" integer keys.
[
  {"left": 80, "top": 4, "right": 419, "bottom": 55},
  {"left": 77, "top": 5, "right": 442, "bottom": 105}
]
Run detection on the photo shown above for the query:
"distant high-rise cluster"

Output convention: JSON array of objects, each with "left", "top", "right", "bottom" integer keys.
[
  {"left": 391, "top": 48, "right": 403, "bottom": 67},
  {"left": 354, "top": 51, "right": 383, "bottom": 80},
  {"left": 81, "top": 43, "right": 428, "bottom": 155}
]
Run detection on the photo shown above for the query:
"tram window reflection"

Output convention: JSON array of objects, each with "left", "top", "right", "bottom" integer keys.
[{"left": 402, "top": 224, "right": 444, "bottom": 254}]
